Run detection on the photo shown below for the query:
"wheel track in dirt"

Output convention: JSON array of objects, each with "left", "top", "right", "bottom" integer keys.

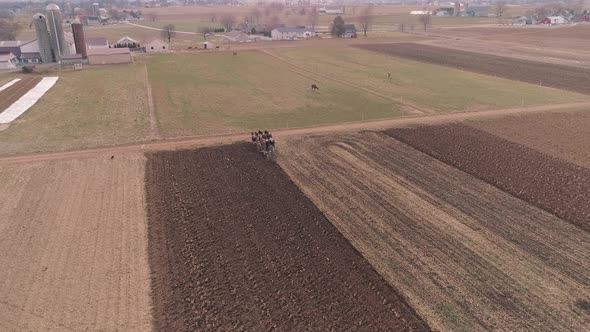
[{"left": 1, "top": 101, "right": 588, "bottom": 164}]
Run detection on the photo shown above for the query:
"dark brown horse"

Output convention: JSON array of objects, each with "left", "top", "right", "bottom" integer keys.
[{"left": 311, "top": 84, "right": 319, "bottom": 91}]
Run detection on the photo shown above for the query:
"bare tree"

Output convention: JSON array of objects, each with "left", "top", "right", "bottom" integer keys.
[
  {"left": 419, "top": 12, "right": 431, "bottom": 30},
  {"left": 0, "top": 19, "right": 19, "bottom": 40},
  {"left": 494, "top": 1, "right": 508, "bottom": 18},
  {"left": 249, "top": 8, "right": 261, "bottom": 24},
  {"left": 209, "top": 12, "right": 217, "bottom": 23},
  {"left": 267, "top": 15, "right": 282, "bottom": 30},
  {"left": 307, "top": 6, "right": 319, "bottom": 30},
  {"left": 161, "top": 24, "right": 176, "bottom": 43},
  {"left": 199, "top": 26, "right": 214, "bottom": 40},
  {"left": 359, "top": 6, "right": 373, "bottom": 37},
  {"left": 220, "top": 13, "right": 236, "bottom": 32}
]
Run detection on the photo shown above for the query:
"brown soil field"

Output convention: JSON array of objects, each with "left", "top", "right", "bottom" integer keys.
[
  {"left": 0, "top": 77, "right": 41, "bottom": 113},
  {"left": 0, "top": 153, "right": 152, "bottom": 331},
  {"left": 433, "top": 25, "right": 590, "bottom": 52},
  {"left": 470, "top": 109, "right": 590, "bottom": 169},
  {"left": 145, "top": 143, "right": 428, "bottom": 331},
  {"left": 279, "top": 132, "right": 590, "bottom": 332},
  {"left": 358, "top": 43, "right": 590, "bottom": 95},
  {"left": 385, "top": 124, "right": 590, "bottom": 232}
]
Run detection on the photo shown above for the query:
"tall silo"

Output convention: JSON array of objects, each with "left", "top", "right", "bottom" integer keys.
[
  {"left": 33, "top": 13, "right": 53, "bottom": 63},
  {"left": 71, "top": 19, "right": 87, "bottom": 58},
  {"left": 46, "top": 3, "right": 68, "bottom": 60}
]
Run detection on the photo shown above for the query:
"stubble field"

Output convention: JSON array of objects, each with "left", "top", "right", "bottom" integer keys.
[
  {"left": 278, "top": 131, "right": 590, "bottom": 332},
  {"left": 0, "top": 153, "right": 152, "bottom": 331}
]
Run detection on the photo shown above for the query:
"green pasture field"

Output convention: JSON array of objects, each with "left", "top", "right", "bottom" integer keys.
[
  {"left": 147, "top": 51, "right": 401, "bottom": 137},
  {"left": 0, "top": 65, "right": 152, "bottom": 155},
  {"left": 271, "top": 46, "right": 589, "bottom": 112}
]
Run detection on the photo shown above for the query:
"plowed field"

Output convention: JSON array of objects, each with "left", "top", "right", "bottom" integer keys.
[
  {"left": 0, "top": 153, "right": 152, "bottom": 331},
  {"left": 470, "top": 109, "right": 590, "bottom": 169},
  {"left": 385, "top": 124, "right": 590, "bottom": 232},
  {"left": 358, "top": 43, "right": 590, "bottom": 95},
  {"left": 279, "top": 132, "right": 590, "bottom": 332},
  {"left": 145, "top": 143, "right": 428, "bottom": 331}
]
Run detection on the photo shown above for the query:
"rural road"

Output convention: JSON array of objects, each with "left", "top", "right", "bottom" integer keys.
[{"left": 1, "top": 101, "right": 588, "bottom": 164}]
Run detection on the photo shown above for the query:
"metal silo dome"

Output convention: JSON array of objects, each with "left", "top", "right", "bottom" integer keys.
[{"left": 46, "top": 3, "right": 60, "bottom": 11}]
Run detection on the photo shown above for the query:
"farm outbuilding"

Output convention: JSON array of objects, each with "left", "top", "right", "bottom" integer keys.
[
  {"left": 87, "top": 47, "right": 132, "bottom": 65},
  {"left": 145, "top": 39, "right": 169, "bottom": 53},
  {"left": 0, "top": 52, "right": 17, "bottom": 69},
  {"left": 540, "top": 16, "right": 566, "bottom": 24},
  {"left": 342, "top": 24, "right": 357, "bottom": 38},
  {"left": 271, "top": 27, "right": 315, "bottom": 40}
]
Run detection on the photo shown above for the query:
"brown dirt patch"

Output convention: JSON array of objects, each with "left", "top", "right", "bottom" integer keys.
[
  {"left": 470, "top": 109, "right": 590, "bottom": 169},
  {"left": 385, "top": 124, "right": 590, "bottom": 232},
  {"left": 279, "top": 132, "right": 590, "bottom": 332},
  {"left": 357, "top": 43, "right": 590, "bottom": 95},
  {"left": 0, "top": 77, "right": 42, "bottom": 113},
  {"left": 145, "top": 143, "right": 428, "bottom": 331},
  {"left": 0, "top": 153, "right": 152, "bottom": 331}
]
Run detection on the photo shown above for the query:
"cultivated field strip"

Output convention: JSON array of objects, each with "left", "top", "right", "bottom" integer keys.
[
  {"left": 0, "top": 154, "right": 152, "bottom": 331},
  {"left": 0, "top": 78, "right": 21, "bottom": 92},
  {"left": 386, "top": 124, "right": 590, "bottom": 232},
  {"left": 279, "top": 132, "right": 590, "bottom": 332},
  {"left": 470, "top": 110, "right": 590, "bottom": 169},
  {"left": 145, "top": 143, "right": 429, "bottom": 331},
  {"left": 0, "top": 77, "right": 41, "bottom": 113},
  {"left": 358, "top": 43, "right": 590, "bottom": 95},
  {"left": 0, "top": 77, "right": 59, "bottom": 124}
]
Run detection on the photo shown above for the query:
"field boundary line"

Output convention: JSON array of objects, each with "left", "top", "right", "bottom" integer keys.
[
  {"left": 144, "top": 64, "right": 160, "bottom": 140},
  {"left": 1, "top": 101, "right": 589, "bottom": 164},
  {"left": 259, "top": 49, "right": 430, "bottom": 114}
]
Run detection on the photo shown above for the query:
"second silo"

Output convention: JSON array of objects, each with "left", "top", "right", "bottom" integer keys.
[{"left": 71, "top": 19, "right": 87, "bottom": 58}]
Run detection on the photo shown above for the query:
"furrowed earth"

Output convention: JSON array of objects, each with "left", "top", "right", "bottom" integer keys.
[{"left": 145, "top": 143, "right": 429, "bottom": 331}]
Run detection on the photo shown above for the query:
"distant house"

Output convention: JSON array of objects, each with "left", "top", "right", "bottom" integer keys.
[
  {"left": 466, "top": 6, "right": 490, "bottom": 17},
  {"left": 86, "top": 37, "right": 109, "bottom": 50},
  {"left": 410, "top": 10, "right": 433, "bottom": 15},
  {"left": 0, "top": 52, "right": 17, "bottom": 70},
  {"left": 84, "top": 16, "right": 101, "bottom": 26},
  {"left": 115, "top": 36, "right": 140, "bottom": 48},
  {"left": 271, "top": 27, "right": 315, "bottom": 40},
  {"left": 87, "top": 47, "right": 132, "bottom": 65},
  {"left": 325, "top": 9, "right": 344, "bottom": 15},
  {"left": 225, "top": 30, "right": 250, "bottom": 43},
  {"left": 540, "top": 16, "right": 566, "bottom": 24},
  {"left": 342, "top": 24, "right": 357, "bottom": 38},
  {"left": 145, "top": 39, "right": 169, "bottom": 53}
]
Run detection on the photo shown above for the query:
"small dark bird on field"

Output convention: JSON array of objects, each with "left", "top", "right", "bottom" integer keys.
[{"left": 111, "top": 156, "right": 114, "bottom": 160}]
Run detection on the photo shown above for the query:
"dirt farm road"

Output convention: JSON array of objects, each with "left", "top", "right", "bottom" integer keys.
[{"left": 1, "top": 101, "right": 589, "bottom": 164}]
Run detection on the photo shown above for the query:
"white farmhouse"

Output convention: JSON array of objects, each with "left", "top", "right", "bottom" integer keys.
[{"left": 271, "top": 27, "right": 315, "bottom": 40}]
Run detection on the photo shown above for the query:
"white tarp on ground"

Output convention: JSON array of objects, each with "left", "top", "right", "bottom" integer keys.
[
  {"left": 0, "top": 77, "right": 58, "bottom": 124},
  {"left": 0, "top": 78, "right": 21, "bottom": 92}
]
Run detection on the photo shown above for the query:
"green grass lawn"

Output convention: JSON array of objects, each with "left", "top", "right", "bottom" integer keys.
[
  {"left": 272, "top": 46, "right": 589, "bottom": 112},
  {"left": 148, "top": 51, "right": 401, "bottom": 137},
  {"left": 0, "top": 65, "right": 152, "bottom": 155}
]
